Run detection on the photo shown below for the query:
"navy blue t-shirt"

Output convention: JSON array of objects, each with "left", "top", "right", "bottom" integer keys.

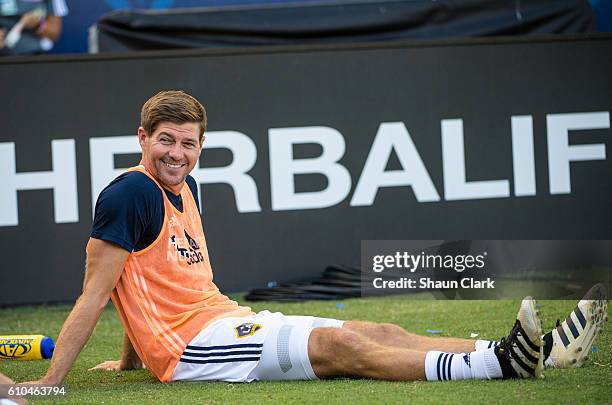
[{"left": 91, "top": 171, "right": 200, "bottom": 252}]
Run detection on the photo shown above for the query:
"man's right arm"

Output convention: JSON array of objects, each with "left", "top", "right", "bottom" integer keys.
[{"left": 25, "top": 238, "right": 129, "bottom": 385}]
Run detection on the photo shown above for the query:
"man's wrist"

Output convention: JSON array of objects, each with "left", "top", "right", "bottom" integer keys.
[{"left": 120, "top": 359, "right": 142, "bottom": 370}]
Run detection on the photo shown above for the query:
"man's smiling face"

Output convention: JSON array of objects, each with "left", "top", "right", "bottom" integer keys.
[{"left": 138, "top": 121, "right": 202, "bottom": 194}]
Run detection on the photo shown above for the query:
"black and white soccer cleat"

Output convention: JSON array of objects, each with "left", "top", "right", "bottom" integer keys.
[
  {"left": 496, "top": 297, "right": 544, "bottom": 379},
  {"left": 546, "top": 283, "right": 608, "bottom": 368}
]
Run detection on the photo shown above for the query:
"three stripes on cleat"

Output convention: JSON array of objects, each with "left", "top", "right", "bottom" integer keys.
[
  {"left": 497, "top": 297, "right": 544, "bottom": 378},
  {"left": 555, "top": 307, "right": 587, "bottom": 348},
  {"left": 548, "top": 286, "right": 608, "bottom": 368},
  {"left": 507, "top": 321, "right": 542, "bottom": 377}
]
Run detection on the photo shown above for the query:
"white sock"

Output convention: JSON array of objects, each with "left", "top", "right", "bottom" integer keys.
[
  {"left": 474, "top": 339, "right": 499, "bottom": 351},
  {"left": 424, "top": 349, "right": 503, "bottom": 381}
]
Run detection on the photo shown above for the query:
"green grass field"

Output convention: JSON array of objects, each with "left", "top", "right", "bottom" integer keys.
[{"left": 1, "top": 297, "right": 610, "bottom": 404}]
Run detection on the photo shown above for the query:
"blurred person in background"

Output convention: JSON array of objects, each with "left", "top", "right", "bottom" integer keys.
[{"left": 0, "top": 0, "right": 68, "bottom": 56}]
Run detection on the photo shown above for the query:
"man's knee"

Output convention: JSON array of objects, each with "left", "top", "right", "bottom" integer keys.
[
  {"left": 310, "top": 327, "right": 366, "bottom": 358},
  {"left": 376, "top": 322, "right": 406, "bottom": 335},
  {"left": 308, "top": 327, "right": 369, "bottom": 377}
]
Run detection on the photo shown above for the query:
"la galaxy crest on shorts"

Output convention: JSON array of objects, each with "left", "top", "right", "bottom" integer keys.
[{"left": 235, "top": 323, "right": 262, "bottom": 338}]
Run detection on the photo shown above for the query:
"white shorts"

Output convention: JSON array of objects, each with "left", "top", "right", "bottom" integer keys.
[{"left": 172, "top": 310, "right": 344, "bottom": 382}]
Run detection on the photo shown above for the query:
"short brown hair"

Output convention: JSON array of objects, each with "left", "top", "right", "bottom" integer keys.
[{"left": 140, "top": 90, "right": 207, "bottom": 142}]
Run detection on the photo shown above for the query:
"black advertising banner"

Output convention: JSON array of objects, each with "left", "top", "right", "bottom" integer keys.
[
  {"left": 94, "top": 0, "right": 595, "bottom": 52},
  {"left": 0, "top": 35, "right": 611, "bottom": 305}
]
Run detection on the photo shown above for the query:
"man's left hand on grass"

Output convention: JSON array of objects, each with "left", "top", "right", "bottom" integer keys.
[{"left": 89, "top": 359, "right": 145, "bottom": 371}]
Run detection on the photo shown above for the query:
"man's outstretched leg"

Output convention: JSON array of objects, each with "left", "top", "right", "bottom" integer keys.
[
  {"left": 342, "top": 321, "right": 477, "bottom": 353},
  {"left": 309, "top": 297, "right": 544, "bottom": 381}
]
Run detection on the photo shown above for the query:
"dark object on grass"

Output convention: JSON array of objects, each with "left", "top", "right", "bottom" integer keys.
[{"left": 245, "top": 265, "right": 363, "bottom": 302}]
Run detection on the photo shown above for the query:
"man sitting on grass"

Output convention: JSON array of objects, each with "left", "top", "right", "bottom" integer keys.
[{"left": 23, "top": 91, "right": 608, "bottom": 386}]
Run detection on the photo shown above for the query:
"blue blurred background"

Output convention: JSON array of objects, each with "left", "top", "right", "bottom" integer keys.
[{"left": 55, "top": 0, "right": 612, "bottom": 54}]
